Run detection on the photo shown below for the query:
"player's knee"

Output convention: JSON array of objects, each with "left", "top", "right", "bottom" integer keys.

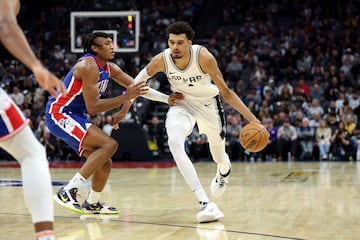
[
  {"left": 104, "top": 138, "right": 118, "bottom": 156},
  {"left": 167, "top": 137, "right": 183, "bottom": 149}
]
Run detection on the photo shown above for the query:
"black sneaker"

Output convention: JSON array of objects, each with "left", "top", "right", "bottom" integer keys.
[{"left": 82, "top": 200, "right": 119, "bottom": 214}]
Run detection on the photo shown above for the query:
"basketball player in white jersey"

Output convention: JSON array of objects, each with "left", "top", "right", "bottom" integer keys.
[
  {"left": 135, "top": 21, "right": 260, "bottom": 223},
  {"left": 0, "top": 1, "right": 66, "bottom": 239}
]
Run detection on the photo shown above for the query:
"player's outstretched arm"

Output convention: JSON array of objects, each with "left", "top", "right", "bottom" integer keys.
[
  {"left": 199, "top": 47, "right": 259, "bottom": 123},
  {"left": 0, "top": 0, "right": 66, "bottom": 97}
]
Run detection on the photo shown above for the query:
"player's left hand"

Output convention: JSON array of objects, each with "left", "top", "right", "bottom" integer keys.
[
  {"left": 168, "top": 92, "right": 184, "bottom": 106},
  {"left": 111, "top": 101, "right": 132, "bottom": 129}
]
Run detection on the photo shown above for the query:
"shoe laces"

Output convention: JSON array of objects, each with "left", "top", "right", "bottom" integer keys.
[
  {"left": 88, "top": 202, "right": 103, "bottom": 210},
  {"left": 216, "top": 175, "right": 227, "bottom": 187},
  {"left": 216, "top": 167, "right": 230, "bottom": 187},
  {"left": 69, "top": 188, "right": 81, "bottom": 202},
  {"left": 199, "top": 201, "right": 209, "bottom": 210}
]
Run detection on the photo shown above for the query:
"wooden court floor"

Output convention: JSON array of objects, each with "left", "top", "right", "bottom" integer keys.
[{"left": 1, "top": 161, "right": 360, "bottom": 240}]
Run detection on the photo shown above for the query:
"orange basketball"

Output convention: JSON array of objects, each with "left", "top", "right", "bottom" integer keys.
[{"left": 239, "top": 122, "right": 270, "bottom": 152}]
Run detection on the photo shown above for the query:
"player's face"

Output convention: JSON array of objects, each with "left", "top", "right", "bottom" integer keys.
[
  {"left": 168, "top": 34, "right": 191, "bottom": 59},
  {"left": 93, "top": 37, "right": 115, "bottom": 60}
]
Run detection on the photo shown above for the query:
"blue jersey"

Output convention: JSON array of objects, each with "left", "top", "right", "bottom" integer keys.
[
  {"left": 46, "top": 53, "right": 110, "bottom": 115},
  {"left": 45, "top": 53, "right": 110, "bottom": 155}
]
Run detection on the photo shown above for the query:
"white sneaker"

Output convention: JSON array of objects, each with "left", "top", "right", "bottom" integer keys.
[
  {"left": 196, "top": 202, "right": 224, "bottom": 223},
  {"left": 82, "top": 200, "right": 119, "bottom": 214},
  {"left": 211, "top": 166, "right": 230, "bottom": 198},
  {"left": 53, "top": 187, "right": 83, "bottom": 214}
]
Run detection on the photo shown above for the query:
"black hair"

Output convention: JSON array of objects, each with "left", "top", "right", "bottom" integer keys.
[
  {"left": 166, "top": 21, "right": 195, "bottom": 41},
  {"left": 83, "top": 32, "right": 113, "bottom": 54}
]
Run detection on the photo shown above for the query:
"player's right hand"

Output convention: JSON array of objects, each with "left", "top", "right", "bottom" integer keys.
[
  {"left": 33, "top": 65, "right": 66, "bottom": 97},
  {"left": 124, "top": 81, "right": 148, "bottom": 100}
]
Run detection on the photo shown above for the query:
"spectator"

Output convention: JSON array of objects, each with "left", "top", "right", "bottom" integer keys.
[
  {"left": 307, "top": 98, "right": 324, "bottom": 119},
  {"left": 102, "top": 115, "right": 114, "bottom": 136},
  {"left": 296, "top": 117, "right": 316, "bottom": 160},
  {"left": 144, "top": 115, "right": 166, "bottom": 158},
  {"left": 34, "top": 119, "right": 46, "bottom": 141},
  {"left": 309, "top": 112, "right": 322, "bottom": 128},
  {"left": 331, "top": 121, "right": 354, "bottom": 161},
  {"left": 43, "top": 127, "right": 60, "bottom": 161},
  {"left": 277, "top": 118, "right": 297, "bottom": 161},
  {"left": 225, "top": 114, "right": 243, "bottom": 160},
  {"left": 309, "top": 82, "right": 324, "bottom": 101},
  {"left": 262, "top": 77, "right": 277, "bottom": 98},
  {"left": 261, "top": 117, "right": 278, "bottom": 161},
  {"left": 316, "top": 119, "right": 332, "bottom": 160},
  {"left": 225, "top": 55, "right": 243, "bottom": 84},
  {"left": 9, "top": 86, "right": 24, "bottom": 106}
]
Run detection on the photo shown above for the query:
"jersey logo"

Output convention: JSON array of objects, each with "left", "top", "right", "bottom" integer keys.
[
  {"left": 170, "top": 75, "right": 202, "bottom": 86},
  {"left": 58, "top": 118, "right": 76, "bottom": 133}
]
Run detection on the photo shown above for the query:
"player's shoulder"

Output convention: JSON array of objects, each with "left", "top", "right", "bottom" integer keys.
[{"left": 193, "top": 45, "right": 211, "bottom": 56}]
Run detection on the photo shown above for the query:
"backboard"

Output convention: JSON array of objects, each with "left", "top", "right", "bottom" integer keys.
[{"left": 70, "top": 11, "right": 140, "bottom": 53}]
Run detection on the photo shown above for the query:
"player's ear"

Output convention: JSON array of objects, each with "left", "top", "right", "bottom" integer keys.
[{"left": 91, "top": 45, "right": 98, "bottom": 53}]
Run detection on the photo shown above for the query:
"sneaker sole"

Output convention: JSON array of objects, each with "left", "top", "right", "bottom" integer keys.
[
  {"left": 53, "top": 194, "right": 84, "bottom": 214},
  {"left": 82, "top": 209, "right": 119, "bottom": 215},
  {"left": 196, "top": 211, "right": 224, "bottom": 223}
]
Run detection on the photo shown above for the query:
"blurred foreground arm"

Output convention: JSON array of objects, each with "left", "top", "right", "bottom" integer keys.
[{"left": 0, "top": 0, "right": 66, "bottom": 97}]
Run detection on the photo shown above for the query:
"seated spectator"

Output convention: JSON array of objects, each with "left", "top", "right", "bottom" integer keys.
[
  {"left": 262, "top": 77, "right": 277, "bottom": 98},
  {"left": 102, "top": 115, "right": 114, "bottom": 136},
  {"left": 343, "top": 112, "right": 358, "bottom": 155},
  {"left": 225, "top": 114, "right": 243, "bottom": 160},
  {"left": 331, "top": 121, "right": 354, "bottom": 161},
  {"left": 260, "top": 117, "right": 278, "bottom": 161},
  {"left": 316, "top": 119, "right": 332, "bottom": 160},
  {"left": 310, "top": 82, "right": 324, "bottom": 101},
  {"left": 296, "top": 117, "right": 316, "bottom": 160},
  {"left": 185, "top": 125, "right": 209, "bottom": 160},
  {"left": 9, "top": 86, "right": 24, "bottom": 106},
  {"left": 144, "top": 115, "right": 167, "bottom": 158},
  {"left": 225, "top": 55, "right": 243, "bottom": 83},
  {"left": 307, "top": 98, "right": 324, "bottom": 119},
  {"left": 277, "top": 118, "right": 297, "bottom": 161},
  {"left": 309, "top": 112, "right": 322, "bottom": 128},
  {"left": 43, "top": 127, "right": 60, "bottom": 161}
]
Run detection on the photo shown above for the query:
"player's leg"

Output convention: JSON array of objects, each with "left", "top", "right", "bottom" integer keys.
[
  {"left": 46, "top": 113, "right": 88, "bottom": 213},
  {"left": 166, "top": 107, "right": 223, "bottom": 223},
  {"left": 200, "top": 125, "right": 231, "bottom": 198},
  {"left": 197, "top": 97, "right": 231, "bottom": 198},
  {"left": 0, "top": 126, "right": 55, "bottom": 240},
  {"left": 80, "top": 127, "right": 118, "bottom": 214},
  {"left": 166, "top": 108, "right": 208, "bottom": 200}
]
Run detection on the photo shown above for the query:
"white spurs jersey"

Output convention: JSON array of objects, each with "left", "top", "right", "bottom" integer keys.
[{"left": 162, "top": 45, "right": 219, "bottom": 100}]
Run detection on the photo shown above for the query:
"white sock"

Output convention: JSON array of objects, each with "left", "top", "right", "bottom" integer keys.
[
  {"left": 64, "top": 172, "right": 86, "bottom": 190},
  {"left": 87, "top": 189, "right": 101, "bottom": 204}
]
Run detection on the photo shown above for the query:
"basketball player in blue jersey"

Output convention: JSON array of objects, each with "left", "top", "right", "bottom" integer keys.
[
  {"left": 45, "top": 32, "right": 165, "bottom": 215},
  {"left": 134, "top": 21, "right": 260, "bottom": 223},
  {"left": 0, "top": 1, "right": 66, "bottom": 239}
]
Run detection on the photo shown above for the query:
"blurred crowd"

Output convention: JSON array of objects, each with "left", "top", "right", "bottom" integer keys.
[{"left": 1, "top": 0, "right": 359, "bottom": 161}]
